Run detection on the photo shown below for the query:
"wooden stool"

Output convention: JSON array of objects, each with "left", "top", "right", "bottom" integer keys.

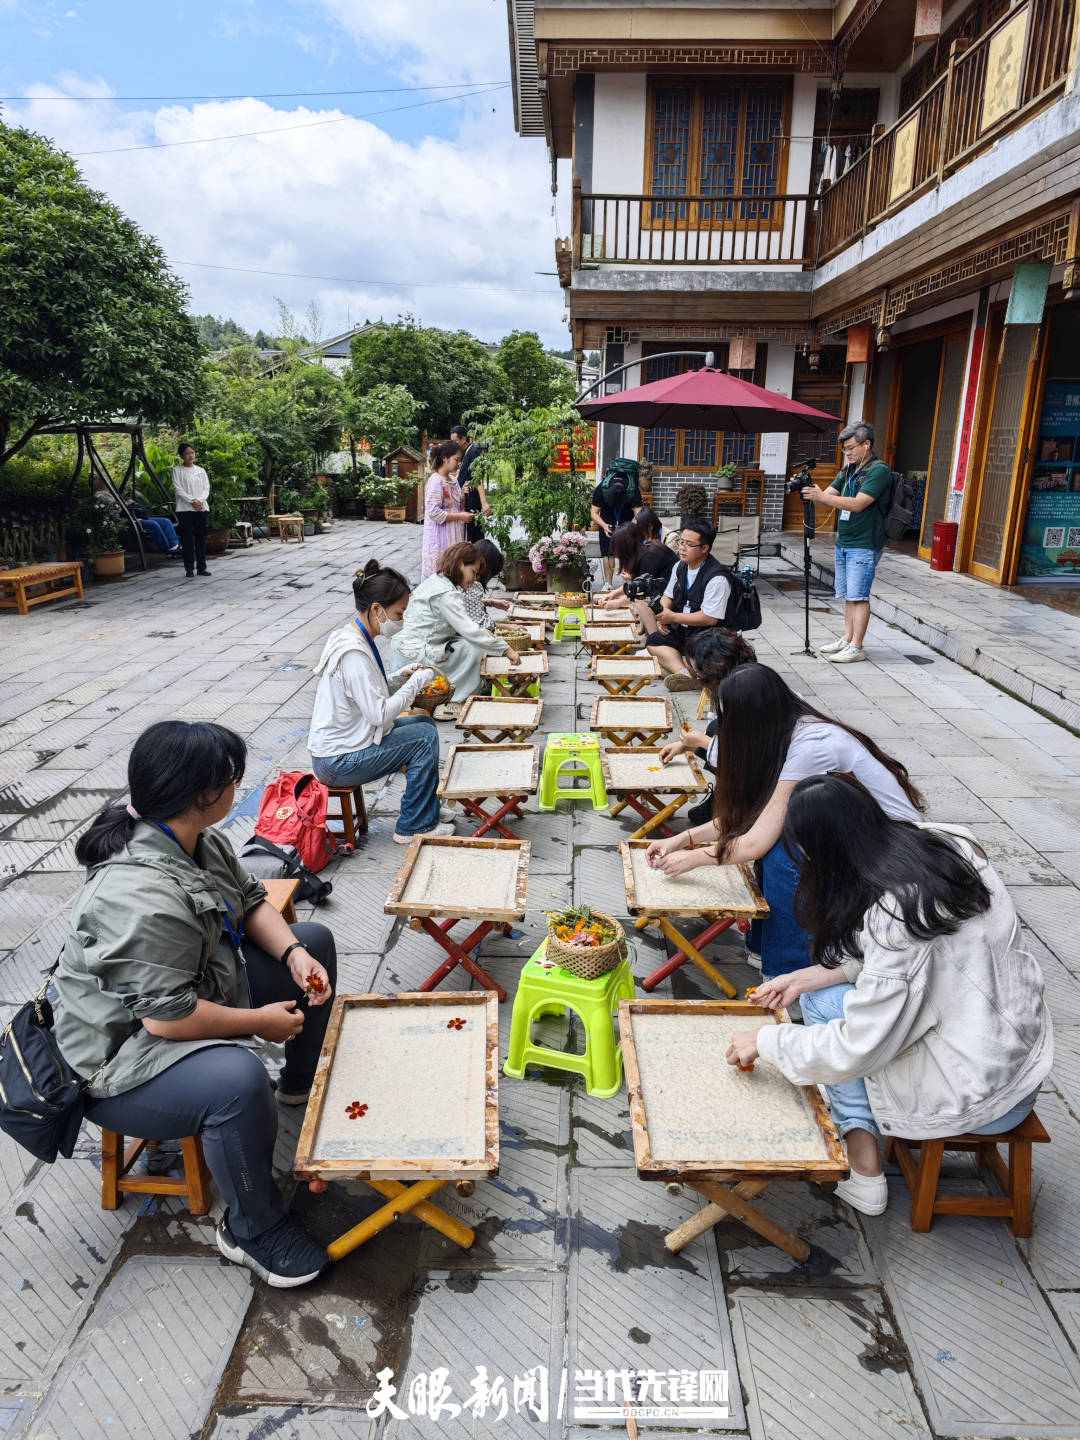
[
  {"left": 887, "top": 1111, "right": 1050, "bottom": 1235},
  {"left": 100, "top": 1129, "right": 212, "bottom": 1215},
  {"left": 325, "top": 784, "right": 368, "bottom": 849}
]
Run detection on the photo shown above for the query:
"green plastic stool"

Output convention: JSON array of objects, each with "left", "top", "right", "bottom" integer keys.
[
  {"left": 538, "top": 732, "right": 608, "bottom": 811},
  {"left": 503, "top": 944, "right": 636, "bottom": 1097},
  {"left": 553, "top": 603, "right": 587, "bottom": 642},
  {"left": 490, "top": 678, "right": 542, "bottom": 699}
]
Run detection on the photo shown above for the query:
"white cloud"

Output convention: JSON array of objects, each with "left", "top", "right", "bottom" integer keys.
[
  {"left": 6, "top": 84, "right": 568, "bottom": 346},
  {"left": 302, "top": 0, "right": 511, "bottom": 88}
]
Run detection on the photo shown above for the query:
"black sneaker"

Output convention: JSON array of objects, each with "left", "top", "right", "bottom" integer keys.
[
  {"left": 216, "top": 1211, "right": 329, "bottom": 1288},
  {"left": 687, "top": 786, "right": 715, "bottom": 825},
  {"left": 196, "top": 568, "right": 212, "bottom": 577}
]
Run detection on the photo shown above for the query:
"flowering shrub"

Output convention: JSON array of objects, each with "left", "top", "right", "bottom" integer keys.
[{"left": 528, "top": 529, "right": 589, "bottom": 574}]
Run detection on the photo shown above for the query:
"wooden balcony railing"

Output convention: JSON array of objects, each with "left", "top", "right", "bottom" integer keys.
[
  {"left": 572, "top": 188, "right": 815, "bottom": 267},
  {"left": 818, "top": 0, "right": 1075, "bottom": 262}
]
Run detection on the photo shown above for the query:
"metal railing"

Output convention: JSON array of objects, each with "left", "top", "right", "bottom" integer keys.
[
  {"left": 573, "top": 186, "right": 815, "bottom": 267},
  {"left": 818, "top": 0, "right": 1074, "bottom": 262}
]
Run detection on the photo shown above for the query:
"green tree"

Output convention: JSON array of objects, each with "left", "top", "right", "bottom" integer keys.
[
  {"left": 473, "top": 403, "right": 594, "bottom": 546},
  {"left": 348, "top": 317, "right": 501, "bottom": 437},
  {"left": 343, "top": 382, "right": 420, "bottom": 460},
  {"left": 494, "top": 331, "right": 576, "bottom": 412},
  {"left": 0, "top": 126, "right": 205, "bottom": 465}
]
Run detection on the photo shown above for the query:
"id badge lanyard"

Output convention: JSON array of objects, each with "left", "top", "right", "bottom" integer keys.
[
  {"left": 839, "top": 459, "right": 870, "bottom": 524},
  {"left": 154, "top": 821, "right": 252, "bottom": 1005}
]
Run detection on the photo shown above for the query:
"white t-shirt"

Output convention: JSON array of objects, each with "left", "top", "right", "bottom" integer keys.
[
  {"left": 171, "top": 463, "right": 211, "bottom": 513},
  {"left": 663, "top": 564, "right": 731, "bottom": 619},
  {"left": 779, "top": 719, "right": 919, "bottom": 821}
]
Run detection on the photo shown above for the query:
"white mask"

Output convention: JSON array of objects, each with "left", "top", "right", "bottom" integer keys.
[{"left": 376, "top": 607, "right": 403, "bottom": 637}]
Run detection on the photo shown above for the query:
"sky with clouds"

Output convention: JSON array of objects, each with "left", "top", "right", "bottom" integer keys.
[{"left": 2, "top": 0, "right": 570, "bottom": 346}]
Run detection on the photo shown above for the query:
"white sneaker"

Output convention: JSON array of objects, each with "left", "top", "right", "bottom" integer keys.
[
  {"left": 746, "top": 950, "right": 762, "bottom": 971},
  {"left": 834, "top": 1170, "right": 888, "bottom": 1215},
  {"left": 438, "top": 804, "right": 456, "bottom": 823},
  {"left": 830, "top": 643, "right": 867, "bottom": 664},
  {"left": 393, "top": 822, "right": 454, "bottom": 844},
  {"left": 818, "top": 636, "right": 850, "bottom": 655}
]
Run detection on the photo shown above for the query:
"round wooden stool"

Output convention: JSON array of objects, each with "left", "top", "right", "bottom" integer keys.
[{"left": 325, "top": 784, "right": 368, "bottom": 849}]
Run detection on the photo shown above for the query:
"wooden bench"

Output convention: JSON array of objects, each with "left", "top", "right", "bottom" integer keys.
[
  {"left": 887, "top": 1111, "right": 1050, "bottom": 1235},
  {"left": 0, "top": 561, "right": 83, "bottom": 615}
]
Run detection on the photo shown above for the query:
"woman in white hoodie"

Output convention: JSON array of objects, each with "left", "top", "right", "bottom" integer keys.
[
  {"left": 726, "top": 774, "right": 1053, "bottom": 1216},
  {"left": 308, "top": 561, "right": 449, "bottom": 845}
]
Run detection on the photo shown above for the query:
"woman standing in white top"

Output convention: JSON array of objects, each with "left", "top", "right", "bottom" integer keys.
[
  {"left": 647, "top": 663, "right": 923, "bottom": 978},
  {"left": 171, "top": 442, "right": 212, "bottom": 579},
  {"left": 308, "top": 562, "right": 450, "bottom": 845},
  {"left": 726, "top": 773, "right": 1052, "bottom": 1216},
  {"left": 388, "top": 541, "right": 521, "bottom": 719}
]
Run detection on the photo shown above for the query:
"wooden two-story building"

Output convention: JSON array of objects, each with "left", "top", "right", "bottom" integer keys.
[{"left": 508, "top": 0, "right": 1080, "bottom": 586}]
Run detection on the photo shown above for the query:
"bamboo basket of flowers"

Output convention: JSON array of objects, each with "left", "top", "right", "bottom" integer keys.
[
  {"left": 494, "top": 622, "right": 537, "bottom": 651},
  {"left": 557, "top": 591, "right": 588, "bottom": 609},
  {"left": 544, "top": 904, "right": 628, "bottom": 980},
  {"left": 413, "top": 669, "right": 455, "bottom": 715}
]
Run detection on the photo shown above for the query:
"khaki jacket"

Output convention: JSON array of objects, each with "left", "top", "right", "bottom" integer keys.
[{"left": 55, "top": 823, "right": 266, "bottom": 1098}]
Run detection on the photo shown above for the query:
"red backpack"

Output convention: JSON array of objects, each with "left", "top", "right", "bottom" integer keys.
[{"left": 254, "top": 771, "right": 342, "bottom": 873}]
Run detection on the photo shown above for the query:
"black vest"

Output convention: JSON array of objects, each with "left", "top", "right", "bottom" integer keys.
[{"left": 670, "top": 554, "right": 724, "bottom": 617}]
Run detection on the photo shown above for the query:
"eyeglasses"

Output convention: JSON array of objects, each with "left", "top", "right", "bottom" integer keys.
[
  {"left": 679, "top": 537, "right": 706, "bottom": 549},
  {"left": 841, "top": 441, "right": 868, "bottom": 454}
]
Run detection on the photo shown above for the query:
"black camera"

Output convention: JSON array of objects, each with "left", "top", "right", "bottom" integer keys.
[
  {"left": 623, "top": 574, "right": 667, "bottom": 602},
  {"left": 785, "top": 464, "right": 814, "bottom": 495}
]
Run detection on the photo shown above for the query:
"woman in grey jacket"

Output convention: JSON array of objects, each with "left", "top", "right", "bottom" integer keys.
[
  {"left": 727, "top": 774, "right": 1053, "bottom": 1216},
  {"left": 56, "top": 722, "right": 337, "bottom": 1287}
]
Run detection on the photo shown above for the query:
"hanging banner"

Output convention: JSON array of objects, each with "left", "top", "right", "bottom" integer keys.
[
  {"left": 552, "top": 428, "right": 597, "bottom": 474},
  {"left": 952, "top": 327, "right": 985, "bottom": 493}
]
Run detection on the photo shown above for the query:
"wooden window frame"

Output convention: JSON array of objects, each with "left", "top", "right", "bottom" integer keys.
[{"left": 643, "top": 76, "right": 792, "bottom": 232}]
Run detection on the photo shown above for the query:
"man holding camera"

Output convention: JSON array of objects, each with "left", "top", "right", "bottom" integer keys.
[
  {"left": 800, "top": 420, "right": 891, "bottom": 664},
  {"left": 636, "top": 517, "right": 730, "bottom": 692}
]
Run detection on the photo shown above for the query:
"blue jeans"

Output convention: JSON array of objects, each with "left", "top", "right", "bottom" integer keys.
[
  {"left": 748, "top": 840, "right": 812, "bottom": 979},
  {"left": 800, "top": 982, "right": 881, "bottom": 1139},
  {"left": 834, "top": 545, "right": 882, "bottom": 602},
  {"left": 312, "top": 714, "right": 440, "bottom": 836},
  {"left": 800, "top": 983, "right": 1041, "bottom": 1140},
  {"left": 139, "top": 516, "right": 180, "bottom": 553}
]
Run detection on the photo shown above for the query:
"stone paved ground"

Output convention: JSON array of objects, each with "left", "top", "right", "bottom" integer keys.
[{"left": 3, "top": 521, "right": 1080, "bottom": 1439}]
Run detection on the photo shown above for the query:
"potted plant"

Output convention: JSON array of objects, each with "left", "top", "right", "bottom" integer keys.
[
  {"left": 360, "top": 471, "right": 409, "bottom": 522},
  {"left": 304, "top": 482, "right": 331, "bottom": 533},
  {"left": 676, "top": 482, "right": 710, "bottom": 519},
  {"left": 71, "top": 494, "right": 127, "bottom": 578},
  {"left": 714, "top": 461, "right": 739, "bottom": 494},
  {"left": 206, "top": 487, "right": 240, "bottom": 555},
  {"left": 334, "top": 473, "right": 366, "bottom": 518},
  {"left": 529, "top": 530, "right": 590, "bottom": 593},
  {"left": 638, "top": 461, "right": 655, "bottom": 509}
]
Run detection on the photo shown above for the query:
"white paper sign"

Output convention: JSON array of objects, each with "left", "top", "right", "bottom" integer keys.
[{"left": 758, "top": 432, "right": 789, "bottom": 475}]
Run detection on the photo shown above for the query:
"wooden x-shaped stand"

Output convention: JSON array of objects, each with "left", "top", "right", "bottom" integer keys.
[
  {"left": 610, "top": 788, "right": 696, "bottom": 839},
  {"left": 489, "top": 674, "right": 541, "bottom": 698},
  {"left": 327, "top": 1177, "right": 477, "bottom": 1261},
  {"left": 595, "top": 674, "right": 652, "bottom": 696},
  {"left": 635, "top": 913, "right": 743, "bottom": 997},
  {"left": 410, "top": 915, "right": 508, "bottom": 1001},
  {"left": 463, "top": 724, "right": 536, "bottom": 744},
  {"left": 456, "top": 793, "right": 527, "bottom": 839},
  {"left": 596, "top": 726, "right": 670, "bottom": 747},
  {"left": 665, "top": 1178, "right": 810, "bottom": 1261}
]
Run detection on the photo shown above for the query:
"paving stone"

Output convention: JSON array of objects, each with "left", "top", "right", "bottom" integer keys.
[
  {"left": 939, "top": 754, "right": 1041, "bottom": 798},
  {"left": 1010, "top": 885, "right": 1080, "bottom": 970},
  {"left": 1018, "top": 1087, "right": 1080, "bottom": 1291},
  {"left": 0, "top": 1399, "right": 32, "bottom": 1437},
  {"left": 0, "top": 873, "right": 82, "bottom": 950},
  {"left": 226, "top": 1182, "right": 421, "bottom": 1406},
  {"left": 571, "top": 1087, "right": 634, "bottom": 1168},
  {"left": 730, "top": 1290, "right": 929, "bottom": 1440},
  {"left": 208, "top": 1408, "right": 376, "bottom": 1439},
  {"left": 862, "top": 1178, "right": 1080, "bottom": 1438},
  {"left": 385, "top": 1272, "right": 566, "bottom": 1440},
  {"left": 0, "top": 1160, "right": 134, "bottom": 1389},
  {"left": 568, "top": 1170, "right": 744, "bottom": 1431},
  {"left": 1050, "top": 1025, "right": 1080, "bottom": 1115},
  {"left": 713, "top": 1180, "right": 875, "bottom": 1284},
  {"left": 31, "top": 1257, "right": 252, "bottom": 1439},
  {"left": 574, "top": 845, "right": 633, "bottom": 917}
]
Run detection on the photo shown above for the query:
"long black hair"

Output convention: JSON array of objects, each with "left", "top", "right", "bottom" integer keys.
[
  {"left": 784, "top": 773, "right": 991, "bottom": 965},
  {"left": 688, "top": 627, "right": 757, "bottom": 693},
  {"left": 475, "top": 537, "right": 504, "bottom": 588},
  {"left": 610, "top": 522, "right": 643, "bottom": 576},
  {"left": 75, "top": 721, "right": 247, "bottom": 867},
  {"left": 353, "top": 558, "right": 410, "bottom": 613},
  {"left": 633, "top": 506, "right": 663, "bottom": 543},
  {"left": 712, "top": 663, "right": 923, "bottom": 851}
]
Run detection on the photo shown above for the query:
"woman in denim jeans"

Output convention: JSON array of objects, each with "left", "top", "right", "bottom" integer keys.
[
  {"left": 728, "top": 775, "right": 1051, "bottom": 1218},
  {"left": 308, "top": 561, "right": 451, "bottom": 845}
]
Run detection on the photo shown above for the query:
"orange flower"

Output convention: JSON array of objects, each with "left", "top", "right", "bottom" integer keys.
[{"left": 346, "top": 1101, "right": 369, "bottom": 1118}]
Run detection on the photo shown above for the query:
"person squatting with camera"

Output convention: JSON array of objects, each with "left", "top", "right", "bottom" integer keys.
[{"left": 634, "top": 516, "right": 734, "bottom": 692}]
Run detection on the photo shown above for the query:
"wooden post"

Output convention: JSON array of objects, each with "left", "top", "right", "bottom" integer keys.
[
  {"left": 862, "top": 125, "right": 884, "bottom": 233},
  {"left": 937, "top": 38, "right": 970, "bottom": 183},
  {"left": 572, "top": 178, "right": 583, "bottom": 269}
]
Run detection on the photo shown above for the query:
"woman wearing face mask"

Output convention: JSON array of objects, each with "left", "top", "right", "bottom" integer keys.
[
  {"left": 388, "top": 540, "right": 521, "bottom": 719},
  {"left": 308, "top": 561, "right": 451, "bottom": 844}
]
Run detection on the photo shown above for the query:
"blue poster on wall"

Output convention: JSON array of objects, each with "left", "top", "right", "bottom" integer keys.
[{"left": 1018, "top": 379, "right": 1080, "bottom": 579}]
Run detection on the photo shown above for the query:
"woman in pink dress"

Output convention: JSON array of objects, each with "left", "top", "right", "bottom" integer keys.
[{"left": 421, "top": 440, "right": 470, "bottom": 580}]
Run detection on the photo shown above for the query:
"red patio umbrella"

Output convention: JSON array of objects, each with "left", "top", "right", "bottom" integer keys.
[{"left": 575, "top": 366, "right": 838, "bottom": 434}]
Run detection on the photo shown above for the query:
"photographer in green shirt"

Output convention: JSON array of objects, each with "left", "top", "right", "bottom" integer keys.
[{"left": 801, "top": 421, "right": 892, "bottom": 664}]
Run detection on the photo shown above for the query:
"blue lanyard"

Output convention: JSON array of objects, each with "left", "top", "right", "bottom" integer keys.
[
  {"left": 154, "top": 820, "right": 244, "bottom": 952},
  {"left": 354, "top": 616, "right": 387, "bottom": 682}
]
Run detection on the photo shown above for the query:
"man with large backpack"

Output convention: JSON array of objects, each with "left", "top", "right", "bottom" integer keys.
[
  {"left": 637, "top": 516, "right": 735, "bottom": 691},
  {"left": 801, "top": 420, "right": 893, "bottom": 665},
  {"left": 591, "top": 457, "right": 642, "bottom": 586}
]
